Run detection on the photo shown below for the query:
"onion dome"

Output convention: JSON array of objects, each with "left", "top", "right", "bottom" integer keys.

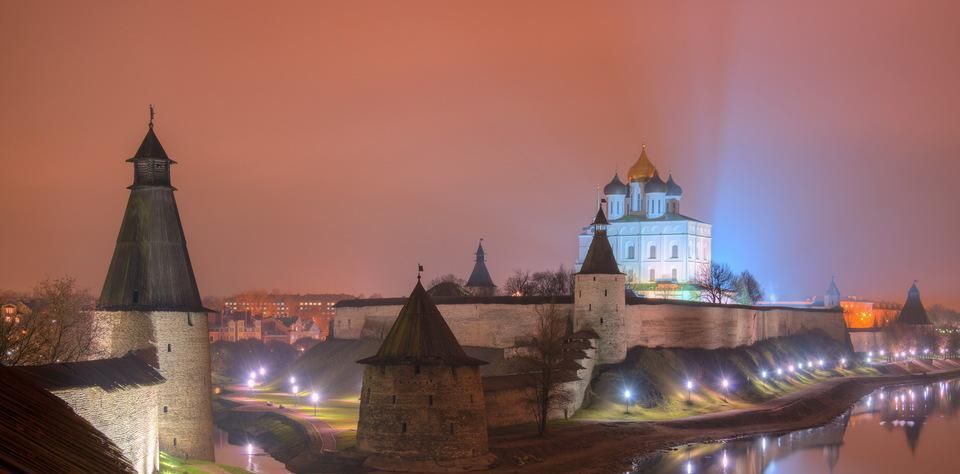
[
  {"left": 627, "top": 145, "right": 657, "bottom": 182},
  {"left": 645, "top": 170, "right": 666, "bottom": 193},
  {"left": 603, "top": 173, "right": 628, "bottom": 195},
  {"left": 666, "top": 174, "right": 683, "bottom": 196}
]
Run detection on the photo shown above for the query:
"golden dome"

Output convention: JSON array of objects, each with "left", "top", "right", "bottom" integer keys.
[{"left": 627, "top": 145, "right": 657, "bottom": 182}]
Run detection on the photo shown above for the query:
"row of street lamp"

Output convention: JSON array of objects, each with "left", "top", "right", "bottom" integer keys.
[{"left": 244, "top": 368, "right": 322, "bottom": 416}]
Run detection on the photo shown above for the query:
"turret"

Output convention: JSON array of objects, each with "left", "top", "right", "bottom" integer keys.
[
  {"left": 574, "top": 207, "right": 627, "bottom": 364},
  {"left": 896, "top": 282, "right": 933, "bottom": 326},
  {"left": 356, "top": 275, "right": 494, "bottom": 471},
  {"left": 464, "top": 240, "right": 497, "bottom": 296},
  {"left": 96, "top": 109, "right": 214, "bottom": 461},
  {"left": 824, "top": 276, "right": 841, "bottom": 309},
  {"left": 603, "top": 173, "right": 628, "bottom": 219}
]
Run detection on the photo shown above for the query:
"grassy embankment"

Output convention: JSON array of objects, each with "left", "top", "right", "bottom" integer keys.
[
  {"left": 576, "top": 331, "right": 877, "bottom": 421},
  {"left": 159, "top": 451, "right": 250, "bottom": 474}
]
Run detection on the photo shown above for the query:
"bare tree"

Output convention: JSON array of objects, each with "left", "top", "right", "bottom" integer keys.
[
  {"left": 529, "top": 266, "right": 575, "bottom": 297},
  {"left": 504, "top": 270, "right": 534, "bottom": 296},
  {"left": 734, "top": 271, "right": 763, "bottom": 305},
  {"left": 694, "top": 263, "right": 736, "bottom": 304},
  {"left": 1, "top": 277, "right": 101, "bottom": 366},
  {"left": 517, "top": 303, "right": 572, "bottom": 436},
  {"left": 428, "top": 274, "right": 465, "bottom": 289}
]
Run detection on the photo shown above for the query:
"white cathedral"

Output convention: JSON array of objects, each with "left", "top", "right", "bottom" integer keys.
[{"left": 575, "top": 146, "right": 712, "bottom": 300}]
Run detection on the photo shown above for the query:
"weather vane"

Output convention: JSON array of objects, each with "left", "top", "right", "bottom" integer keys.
[
  {"left": 149, "top": 104, "right": 155, "bottom": 128},
  {"left": 417, "top": 263, "right": 424, "bottom": 281}
]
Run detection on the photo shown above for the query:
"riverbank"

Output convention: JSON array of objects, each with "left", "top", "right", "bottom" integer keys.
[{"left": 486, "top": 359, "right": 960, "bottom": 473}]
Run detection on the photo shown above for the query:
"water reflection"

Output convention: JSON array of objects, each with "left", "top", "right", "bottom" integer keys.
[
  {"left": 213, "top": 428, "right": 290, "bottom": 473},
  {"left": 635, "top": 379, "right": 960, "bottom": 473}
]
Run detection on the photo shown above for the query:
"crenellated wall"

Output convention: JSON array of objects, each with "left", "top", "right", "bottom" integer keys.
[{"left": 52, "top": 384, "right": 160, "bottom": 474}]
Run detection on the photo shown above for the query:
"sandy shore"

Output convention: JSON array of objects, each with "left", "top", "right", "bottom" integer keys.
[{"left": 486, "top": 359, "right": 960, "bottom": 473}]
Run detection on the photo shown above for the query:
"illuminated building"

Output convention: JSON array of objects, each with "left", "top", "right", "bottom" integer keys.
[{"left": 576, "top": 146, "right": 712, "bottom": 299}]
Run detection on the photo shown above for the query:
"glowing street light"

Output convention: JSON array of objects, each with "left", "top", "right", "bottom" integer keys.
[
  {"left": 249, "top": 370, "right": 256, "bottom": 380},
  {"left": 839, "top": 357, "right": 847, "bottom": 368},
  {"left": 246, "top": 378, "right": 255, "bottom": 396},
  {"left": 290, "top": 376, "right": 296, "bottom": 385},
  {"left": 291, "top": 385, "right": 299, "bottom": 407},
  {"left": 259, "top": 366, "right": 266, "bottom": 377},
  {"left": 310, "top": 391, "right": 320, "bottom": 416},
  {"left": 685, "top": 380, "right": 695, "bottom": 403},
  {"left": 760, "top": 370, "right": 768, "bottom": 380},
  {"left": 788, "top": 364, "right": 796, "bottom": 373},
  {"left": 623, "top": 389, "right": 633, "bottom": 414},
  {"left": 776, "top": 368, "right": 783, "bottom": 376},
  {"left": 817, "top": 359, "right": 824, "bottom": 368}
]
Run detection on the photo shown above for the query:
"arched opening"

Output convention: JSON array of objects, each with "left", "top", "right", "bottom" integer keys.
[
  {"left": 671, "top": 244, "right": 679, "bottom": 259},
  {"left": 649, "top": 269, "right": 656, "bottom": 282},
  {"left": 649, "top": 246, "right": 657, "bottom": 259},
  {"left": 672, "top": 268, "right": 678, "bottom": 281}
]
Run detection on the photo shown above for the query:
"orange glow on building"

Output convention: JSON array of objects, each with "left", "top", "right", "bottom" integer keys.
[{"left": 841, "top": 298, "right": 901, "bottom": 329}]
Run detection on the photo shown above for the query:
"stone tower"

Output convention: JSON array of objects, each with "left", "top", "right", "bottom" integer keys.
[
  {"left": 824, "top": 276, "right": 841, "bottom": 309},
  {"left": 574, "top": 207, "right": 627, "bottom": 364},
  {"left": 464, "top": 239, "right": 497, "bottom": 296},
  {"left": 356, "top": 277, "right": 495, "bottom": 472},
  {"left": 96, "top": 113, "right": 215, "bottom": 460}
]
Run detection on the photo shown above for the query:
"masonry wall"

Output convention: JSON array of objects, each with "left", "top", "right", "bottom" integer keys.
[
  {"left": 153, "top": 311, "right": 216, "bottom": 461},
  {"left": 357, "top": 364, "right": 488, "bottom": 462},
  {"left": 622, "top": 302, "right": 848, "bottom": 349},
  {"left": 91, "top": 310, "right": 215, "bottom": 461},
  {"left": 336, "top": 303, "right": 573, "bottom": 349},
  {"left": 849, "top": 330, "right": 887, "bottom": 353},
  {"left": 335, "top": 301, "right": 846, "bottom": 351},
  {"left": 53, "top": 384, "right": 160, "bottom": 474}
]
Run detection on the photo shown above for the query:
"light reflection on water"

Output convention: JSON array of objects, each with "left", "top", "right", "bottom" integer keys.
[
  {"left": 213, "top": 428, "right": 291, "bottom": 473},
  {"left": 634, "top": 379, "right": 960, "bottom": 473}
]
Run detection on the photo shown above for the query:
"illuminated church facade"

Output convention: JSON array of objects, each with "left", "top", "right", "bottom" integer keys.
[{"left": 575, "top": 146, "right": 712, "bottom": 300}]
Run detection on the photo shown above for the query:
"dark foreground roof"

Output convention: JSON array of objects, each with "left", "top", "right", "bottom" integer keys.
[
  {"left": 357, "top": 280, "right": 487, "bottom": 366},
  {"left": 578, "top": 231, "right": 621, "bottom": 275},
  {"left": 896, "top": 282, "right": 933, "bottom": 325},
  {"left": 0, "top": 367, "right": 135, "bottom": 473},
  {"left": 14, "top": 353, "right": 165, "bottom": 392}
]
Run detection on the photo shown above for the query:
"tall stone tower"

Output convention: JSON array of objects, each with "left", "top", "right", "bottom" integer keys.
[
  {"left": 356, "top": 277, "right": 495, "bottom": 472},
  {"left": 574, "top": 207, "right": 627, "bottom": 364},
  {"left": 96, "top": 112, "right": 215, "bottom": 460},
  {"left": 824, "top": 276, "right": 841, "bottom": 309}
]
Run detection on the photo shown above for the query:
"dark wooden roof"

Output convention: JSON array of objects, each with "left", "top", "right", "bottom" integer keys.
[
  {"left": 0, "top": 367, "right": 135, "bottom": 473},
  {"left": 357, "top": 280, "right": 487, "bottom": 366},
  {"left": 578, "top": 229, "right": 621, "bottom": 275},
  {"left": 127, "top": 125, "right": 171, "bottom": 162},
  {"left": 465, "top": 241, "right": 496, "bottom": 288},
  {"left": 99, "top": 186, "right": 205, "bottom": 312},
  {"left": 896, "top": 283, "right": 933, "bottom": 325},
  {"left": 14, "top": 353, "right": 165, "bottom": 392}
]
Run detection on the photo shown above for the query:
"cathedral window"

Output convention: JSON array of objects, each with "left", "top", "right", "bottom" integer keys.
[
  {"left": 626, "top": 243, "right": 635, "bottom": 260},
  {"left": 671, "top": 245, "right": 679, "bottom": 259},
  {"left": 649, "top": 245, "right": 657, "bottom": 259}
]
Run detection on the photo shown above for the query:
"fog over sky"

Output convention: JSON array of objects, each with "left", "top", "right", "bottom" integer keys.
[{"left": 1, "top": 1, "right": 957, "bottom": 307}]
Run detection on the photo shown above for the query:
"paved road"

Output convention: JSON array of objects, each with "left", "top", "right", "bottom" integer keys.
[{"left": 222, "top": 388, "right": 337, "bottom": 453}]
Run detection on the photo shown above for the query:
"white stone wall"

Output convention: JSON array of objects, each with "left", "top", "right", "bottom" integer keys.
[
  {"left": 53, "top": 384, "right": 160, "bottom": 474},
  {"left": 335, "top": 301, "right": 846, "bottom": 351}
]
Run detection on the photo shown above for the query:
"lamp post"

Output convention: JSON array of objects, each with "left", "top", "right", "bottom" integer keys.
[
  {"left": 259, "top": 366, "right": 266, "bottom": 377},
  {"left": 685, "top": 380, "right": 694, "bottom": 403},
  {"left": 311, "top": 392, "right": 319, "bottom": 416},
  {"left": 292, "top": 385, "right": 299, "bottom": 407},
  {"left": 623, "top": 389, "right": 632, "bottom": 414},
  {"left": 247, "top": 378, "right": 255, "bottom": 396},
  {"left": 290, "top": 376, "right": 296, "bottom": 385},
  {"left": 721, "top": 377, "right": 730, "bottom": 401}
]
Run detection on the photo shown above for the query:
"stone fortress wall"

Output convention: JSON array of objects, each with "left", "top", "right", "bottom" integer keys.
[
  {"left": 334, "top": 298, "right": 846, "bottom": 352},
  {"left": 51, "top": 384, "right": 160, "bottom": 474},
  {"left": 86, "top": 310, "right": 215, "bottom": 462}
]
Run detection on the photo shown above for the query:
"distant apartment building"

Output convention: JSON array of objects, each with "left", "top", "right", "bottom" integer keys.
[{"left": 219, "top": 293, "right": 352, "bottom": 342}]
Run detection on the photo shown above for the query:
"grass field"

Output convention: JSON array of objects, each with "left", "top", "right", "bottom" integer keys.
[{"left": 159, "top": 451, "right": 251, "bottom": 474}]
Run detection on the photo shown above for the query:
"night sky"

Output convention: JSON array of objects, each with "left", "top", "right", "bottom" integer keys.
[{"left": 1, "top": 1, "right": 957, "bottom": 307}]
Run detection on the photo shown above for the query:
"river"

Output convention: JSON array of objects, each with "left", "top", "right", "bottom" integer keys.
[
  {"left": 213, "top": 428, "right": 291, "bottom": 473},
  {"left": 634, "top": 378, "right": 960, "bottom": 473}
]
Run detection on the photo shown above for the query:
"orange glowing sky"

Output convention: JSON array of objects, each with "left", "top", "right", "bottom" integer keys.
[{"left": 1, "top": 1, "right": 958, "bottom": 307}]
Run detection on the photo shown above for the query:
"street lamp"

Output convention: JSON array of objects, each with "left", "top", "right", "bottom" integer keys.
[
  {"left": 685, "top": 380, "right": 694, "bottom": 403},
  {"left": 249, "top": 370, "right": 256, "bottom": 380},
  {"left": 292, "top": 385, "right": 299, "bottom": 407},
  {"left": 290, "top": 376, "right": 296, "bottom": 385},
  {"left": 259, "top": 366, "right": 266, "bottom": 377},
  {"left": 311, "top": 392, "right": 319, "bottom": 416},
  {"left": 623, "top": 389, "right": 633, "bottom": 414},
  {"left": 760, "top": 370, "right": 768, "bottom": 380},
  {"left": 247, "top": 378, "right": 255, "bottom": 396}
]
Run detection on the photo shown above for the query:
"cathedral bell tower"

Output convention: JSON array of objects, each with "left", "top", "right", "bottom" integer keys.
[
  {"left": 97, "top": 108, "right": 215, "bottom": 461},
  {"left": 573, "top": 207, "right": 627, "bottom": 364}
]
